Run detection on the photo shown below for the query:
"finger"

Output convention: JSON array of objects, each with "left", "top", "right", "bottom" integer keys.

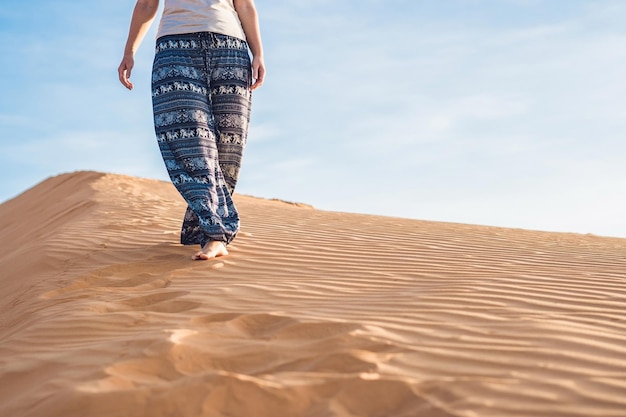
[
  {"left": 251, "top": 67, "right": 265, "bottom": 91},
  {"left": 125, "top": 68, "right": 133, "bottom": 90},
  {"left": 120, "top": 71, "right": 132, "bottom": 90},
  {"left": 118, "top": 65, "right": 133, "bottom": 90},
  {"left": 250, "top": 69, "right": 258, "bottom": 90},
  {"left": 117, "top": 66, "right": 125, "bottom": 84},
  {"left": 252, "top": 65, "right": 259, "bottom": 84},
  {"left": 257, "top": 66, "right": 265, "bottom": 83}
]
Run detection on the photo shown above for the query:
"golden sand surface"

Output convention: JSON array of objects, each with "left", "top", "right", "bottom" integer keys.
[{"left": 1, "top": 171, "right": 625, "bottom": 417}]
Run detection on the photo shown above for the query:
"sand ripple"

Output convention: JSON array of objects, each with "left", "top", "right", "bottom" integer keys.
[{"left": 1, "top": 172, "right": 626, "bottom": 417}]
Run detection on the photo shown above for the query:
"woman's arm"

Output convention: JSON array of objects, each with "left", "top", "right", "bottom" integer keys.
[
  {"left": 233, "top": 0, "right": 265, "bottom": 90},
  {"left": 118, "top": 0, "right": 160, "bottom": 90}
]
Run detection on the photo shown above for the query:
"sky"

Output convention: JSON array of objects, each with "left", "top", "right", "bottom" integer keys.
[{"left": 1, "top": 0, "right": 626, "bottom": 237}]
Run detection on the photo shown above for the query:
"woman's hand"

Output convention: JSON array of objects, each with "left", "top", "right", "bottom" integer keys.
[
  {"left": 118, "top": 54, "right": 135, "bottom": 90},
  {"left": 234, "top": 0, "right": 265, "bottom": 90},
  {"left": 117, "top": 0, "right": 160, "bottom": 90},
  {"left": 251, "top": 55, "right": 265, "bottom": 91}
]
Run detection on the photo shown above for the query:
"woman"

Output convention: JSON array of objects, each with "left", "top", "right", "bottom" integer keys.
[{"left": 118, "top": 0, "right": 265, "bottom": 260}]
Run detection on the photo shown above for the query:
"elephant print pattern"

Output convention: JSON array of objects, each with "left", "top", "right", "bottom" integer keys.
[{"left": 152, "top": 32, "right": 252, "bottom": 246}]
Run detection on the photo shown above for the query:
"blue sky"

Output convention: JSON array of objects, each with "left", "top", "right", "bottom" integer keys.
[{"left": 1, "top": 0, "right": 626, "bottom": 237}]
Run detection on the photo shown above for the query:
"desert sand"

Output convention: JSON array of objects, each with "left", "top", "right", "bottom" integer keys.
[{"left": 1, "top": 171, "right": 625, "bottom": 417}]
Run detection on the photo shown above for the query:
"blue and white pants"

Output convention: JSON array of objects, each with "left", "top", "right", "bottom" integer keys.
[{"left": 152, "top": 32, "right": 252, "bottom": 246}]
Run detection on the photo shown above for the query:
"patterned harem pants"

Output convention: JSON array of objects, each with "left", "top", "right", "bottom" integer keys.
[{"left": 151, "top": 32, "right": 252, "bottom": 246}]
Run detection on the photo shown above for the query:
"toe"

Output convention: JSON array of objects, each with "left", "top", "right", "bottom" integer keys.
[{"left": 192, "top": 251, "right": 207, "bottom": 261}]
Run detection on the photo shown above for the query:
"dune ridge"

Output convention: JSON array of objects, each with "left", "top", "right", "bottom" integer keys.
[{"left": 1, "top": 171, "right": 626, "bottom": 417}]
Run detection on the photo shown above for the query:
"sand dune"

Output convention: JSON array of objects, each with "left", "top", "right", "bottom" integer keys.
[{"left": 1, "top": 171, "right": 626, "bottom": 417}]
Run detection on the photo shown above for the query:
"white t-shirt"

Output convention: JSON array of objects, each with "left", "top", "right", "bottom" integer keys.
[{"left": 157, "top": 0, "right": 246, "bottom": 40}]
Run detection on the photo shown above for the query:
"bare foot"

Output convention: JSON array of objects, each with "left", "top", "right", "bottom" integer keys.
[{"left": 192, "top": 241, "right": 229, "bottom": 261}]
